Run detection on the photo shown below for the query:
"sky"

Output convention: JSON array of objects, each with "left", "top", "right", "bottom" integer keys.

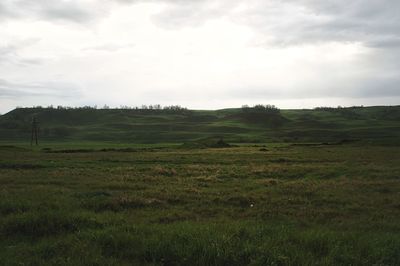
[{"left": 0, "top": 0, "right": 400, "bottom": 113}]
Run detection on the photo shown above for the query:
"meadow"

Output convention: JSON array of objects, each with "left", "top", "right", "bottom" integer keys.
[
  {"left": 1, "top": 106, "right": 400, "bottom": 144},
  {"left": 1, "top": 143, "right": 400, "bottom": 265}
]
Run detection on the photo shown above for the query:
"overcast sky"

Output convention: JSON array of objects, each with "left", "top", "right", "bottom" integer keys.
[{"left": 1, "top": 0, "right": 400, "bottom": 113}]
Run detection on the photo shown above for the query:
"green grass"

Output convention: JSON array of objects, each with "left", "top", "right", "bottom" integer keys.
[
  {"left": 1, "top": 106, "right": 400, "bottom": 144},
  {"left": 0, "top": 143, "right": 399, "bottom": 265}
]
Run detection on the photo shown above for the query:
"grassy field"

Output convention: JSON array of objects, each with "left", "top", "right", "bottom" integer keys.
[
  {"left": 1, "top": 106, "right": 400, "bottom": 144},
  {"left": 1, "top": 143, "right": 400, "bottom": 265}
]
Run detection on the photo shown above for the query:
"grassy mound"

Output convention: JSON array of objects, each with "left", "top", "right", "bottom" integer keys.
[{"left": 181, "top": 138, "right": 232, "bottom": 149}]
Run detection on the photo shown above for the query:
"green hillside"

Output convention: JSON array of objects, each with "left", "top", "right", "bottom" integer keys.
[{"left": 1, "top": 105, "right": 400, "bottom": 144}]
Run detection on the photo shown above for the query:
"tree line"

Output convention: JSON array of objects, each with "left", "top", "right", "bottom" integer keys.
[
  {"left": 16, "top": 104, "right": 190, "bottom": 114},
  {"left": 241, "top": 104, "right": 280, "bottom": 114}
]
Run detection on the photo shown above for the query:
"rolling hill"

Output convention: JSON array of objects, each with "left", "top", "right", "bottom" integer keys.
[{"left": 1, "top": 105, "right": 400, "bottom": 144}]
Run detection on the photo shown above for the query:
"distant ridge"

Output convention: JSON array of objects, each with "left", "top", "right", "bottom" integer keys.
[{"left": 1, "top": 105, "right": 400, "bottom": 144}]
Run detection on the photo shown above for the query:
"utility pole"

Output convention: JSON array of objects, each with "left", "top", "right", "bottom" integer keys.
[{"left": 31, "top": 117, "right": 39, "bottom": 146}]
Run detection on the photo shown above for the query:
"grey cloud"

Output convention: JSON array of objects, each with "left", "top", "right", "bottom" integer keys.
[
  {"left": 233, "top": 0, "right": 400, "bottom": 48},
  {"left": 0, "top": 44, "right": 17, "bottom": 62},
  {"left": 0, "top": 2, "right": 14, "bottom": 20},
  {"left": 119, "top": 0, "right": 400, "bottom": 48},
  {"left": 0, "top": 39, "right": 42, "bottom": 66},
  {"left": 115, "top": 0, "right": 205, "bottom": 4},
  {"left": 37, "top": 3, "right": 95, "bottom": 23},
  {"left": 2, "top": 0, "right": 399, "bottom": 47},
  {"left": 229, "top": 76, "right": 400, "bottom": 101},
  {"left": 357, "top": 81, "right": 400, "bottom": 98},
  {"left": 0, "top": 78, "right": 82, "bottom": 99},
  {"left": 116, "top": 0, "right": 239, "bottom": 28},
  {"left": 151, "top": 4, "right": 212, "bottom": 29},
  {"left": 18, "top": 58, "right": 44, "bottom": 65},
  {"left": 365, "top": 37, "right": 400, "bottom": 49},
  {"left": 0, "top": 0, "right": 105, "bottom": 24},
  {"left": 151, "top": 2, "right": 232, "bottom": 29}
]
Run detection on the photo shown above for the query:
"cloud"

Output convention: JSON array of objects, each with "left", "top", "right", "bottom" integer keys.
[
  {"left": 1, "top": 0, "right": 400, "bottom": 113},
  {"left": 151, "top": 1, "right": 237, "bottom": 29},
  {"left": 0, "top": 0, "right": 106, "bottom": 24},
  {"left": 1, "top": 0, "right": 395, "bottom": 48},
  {"left": 229, "top": 77, "right": 400, "bottom": 101},
  {"left": 0, "top": 78, "right": 82, "bottom": 99},
  {"left": 82, "top": 42, "right": 135, "bottom": 52},
  {"left": 116, "top": 0, "right": 239, "bottom": 28},
  {"left": 230, "top": 0, "right": 400, "bottom": 48},
  {"left": 0, "top": 44, "right": 17, "bottom": 62},
  {"left": 0, "top": 38, "right": 43, "bottom": 66},
  {"left": 1, "top": 0, "right": 398, "bottom": 48},
  {"left": 0, "top": 2, "right": 15, "bottom": 21},
  {"left": 116, "top": 0, "right": 400, "bottom": 49}
]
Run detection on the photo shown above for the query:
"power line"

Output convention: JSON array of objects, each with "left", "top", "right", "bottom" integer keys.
[{"left": 31, "top": 117, "right": 39, "bottom": 146}]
